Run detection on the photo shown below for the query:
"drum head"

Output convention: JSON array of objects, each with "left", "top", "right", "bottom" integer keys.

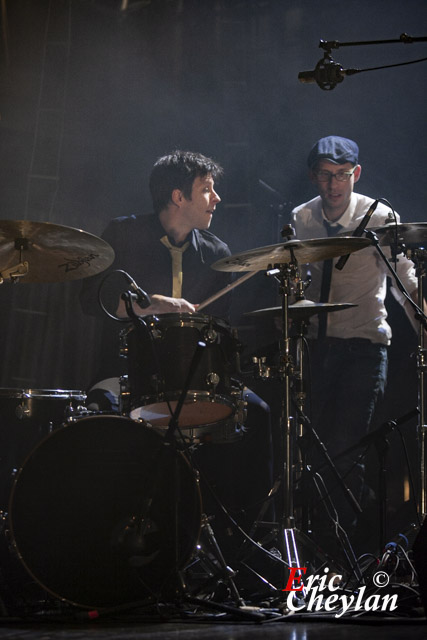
[{"left": 9, "top": 415, "right": 201, "bottom": 609}]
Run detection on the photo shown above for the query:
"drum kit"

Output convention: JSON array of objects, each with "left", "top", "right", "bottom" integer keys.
[{"left": 0, "top": 219, "right": 426, "bottom": 614}]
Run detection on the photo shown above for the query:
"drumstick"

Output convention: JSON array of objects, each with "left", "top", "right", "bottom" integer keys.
[{"left": 198, "top": 270, "right": 259, "bottom": 311}]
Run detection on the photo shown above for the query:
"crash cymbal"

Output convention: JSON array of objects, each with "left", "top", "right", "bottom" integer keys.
[
  {"left": 211, "top": 237, "right": 371, "bottom": 272},
  {"left": 245, "top": 300, "right": 356, "bottom": 320},
  {"left": 369, "top": 222, "right": 427, "bottom": 246},
  {"left": 0, "top": 220, "right": 115, "bottom": 283}
]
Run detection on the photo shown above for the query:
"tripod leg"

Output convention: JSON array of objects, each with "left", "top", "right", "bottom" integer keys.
[{"left": 182, "top": 514, "right": 245, "bottom": 607}]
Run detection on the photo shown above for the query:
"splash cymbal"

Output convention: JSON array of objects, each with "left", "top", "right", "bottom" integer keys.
[
  {"left": 0, "top": 220, "right": 115, "bottom": 283},
  {"left": 211, "top": 237, "right": 371, "bottom": 272},
  {"left": 245, "top": 300, "right": 356, "bottom": 320}
]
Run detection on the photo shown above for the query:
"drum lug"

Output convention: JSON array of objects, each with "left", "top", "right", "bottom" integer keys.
[
  {"left": 15, "top": 401, "right": 30, "bottom": 420},
  {"left": 252, "top": 355, "right": 272, "bottom": 379},
  {"left": 229, "top": 386, "right": 248, "bottom": 425},
  {"left": 150, "top": 373, "right": 164, "bottom": 394},
  {"left": 206, "top": 372, "right": 220, "bottom": 394},
  {"left": 235, "top": 397, "right": 248, "bottom": 426},
  {"left": 203, "top": 327, "right": 218, "bottom": 344},
  {"left": 119, "top": 375, "right": 131, "bottom": 415},
  {"left": 1, "top": 513, "right": 15, "bottom": 551},
  {"left": 0, "top": 510, "right": 7, "bottom": 536},
  {"left": 64, "top": 404, "right": 77, "bottom": 420},
  {"left": 119, "top": 329, "right": 129, "bottom": 358}
]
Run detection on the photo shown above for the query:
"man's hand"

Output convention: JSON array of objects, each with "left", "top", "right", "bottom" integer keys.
[
  {"left": 146, "top": 294, "right": 198, "bottom": 314},
  {"left": 116, "top": 294, "right": 198, "bottom": 317}
]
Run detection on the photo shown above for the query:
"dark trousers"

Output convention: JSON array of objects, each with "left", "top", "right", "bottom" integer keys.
[{"left": 305, "top": 338, "right": 388, "bottom": 554}]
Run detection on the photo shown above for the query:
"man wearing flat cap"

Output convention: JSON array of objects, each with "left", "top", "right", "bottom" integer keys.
[{"left": 291, "top": 135, "right": 418, "bottom": 560}]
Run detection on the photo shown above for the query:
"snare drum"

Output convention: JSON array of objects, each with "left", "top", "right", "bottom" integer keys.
[{"left": 122, "top": 313, "right": 242, "bottom": 429}]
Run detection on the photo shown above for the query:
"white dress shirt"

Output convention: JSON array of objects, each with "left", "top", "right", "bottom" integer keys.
[{"left": 291, "top": 192, "right": 418, "bottom": 345}]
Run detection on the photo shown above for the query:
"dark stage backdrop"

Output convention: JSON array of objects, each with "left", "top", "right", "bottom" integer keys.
[{"left": 0, "top": 0, "right": 426, "bottom": 543}]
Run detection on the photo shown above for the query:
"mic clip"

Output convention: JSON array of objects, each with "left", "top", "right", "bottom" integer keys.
[
  {"left": 129, "top": 284, "right": 151, "bottom": 309},
  {"left": 125, "top": 273, "right": 151, "bottom": 308},
  {"left": 314, "top": 53, "right": 345, "bottom": 90}
]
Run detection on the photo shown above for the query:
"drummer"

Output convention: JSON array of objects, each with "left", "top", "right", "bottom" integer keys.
[
  {"left": 80, "top": 151, "right": 233, "bottom": 391},
  {"left": 291, "top": 136, "right": 419, "bottom": 555},
  {"left": 80, "top": 150, "right": 273, "bottom": 531}
]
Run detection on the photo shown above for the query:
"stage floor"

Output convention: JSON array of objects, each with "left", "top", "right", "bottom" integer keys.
[{"left": 0, "top": 616, "right": 425, "bottom": 640}]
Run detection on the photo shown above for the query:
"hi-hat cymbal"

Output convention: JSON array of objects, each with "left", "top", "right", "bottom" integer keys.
[
  {"left": 369, "top": 222, "right": 427, "bottom": 246},
  {"left": 245, "top": 300, "right": 356, "bottom": 320},
  {"left": 0, "top": 220, "right": 115, "bottom": 283},
  {"left": 211, "top": 237, "right": 371, "bottom": 272}
]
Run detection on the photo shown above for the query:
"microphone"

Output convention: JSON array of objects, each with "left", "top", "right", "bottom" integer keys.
[
  {"left": 335, "top": 200, "right": 379, "bottom": 271},
  {"left": 298, "top": 57, "right": 360, "bottom": 90},
  {"left": 129, "top": 279, "right": 151, "bottom": 308},
  {"left": 122, "top": 271, "right": 151, "bottom": 308}
]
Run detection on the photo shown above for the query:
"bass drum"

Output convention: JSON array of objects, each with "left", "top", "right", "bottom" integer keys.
[
  {"left": 8, "top": 415, "right": 201, "bottom": 609},
  {"left": 0, "top": 388, "right": 86, "bottom": 508}
]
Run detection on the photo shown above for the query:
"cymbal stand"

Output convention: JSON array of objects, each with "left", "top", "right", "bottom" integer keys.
[
  {"left": 0, "top": 239, "right": 29, "bottom": 283},
  {"left": 291, "top": 288, "right": 311, "bottom": 534},
  {"left": 407, "top": 247, "right": 427, "bottom": 519},
  {"left": 274, "top": 258, "right": 308, "bottom": 591},
  {"left": 287, "top": 286, "right": 362, "bottom": 578}
]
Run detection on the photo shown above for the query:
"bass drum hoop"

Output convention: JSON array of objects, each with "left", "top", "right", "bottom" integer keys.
[{"left": 8, "top": 415, "right": 201, "bottom": 609}]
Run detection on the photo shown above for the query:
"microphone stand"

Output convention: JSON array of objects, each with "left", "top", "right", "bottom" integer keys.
[
  {"left": 299, "top": 33, "right": 427, "bottom": 90},
  {"left": 335, "top": 409, "right": 419, "bottom": 552},
  {"left": 318, "top": 33, "right": 427, "bottom": 52},
  {"left": 258, "top": 178, "right": 293, "bottom": 244},
  {"left": 363, "top": 230, "right": 427, "bottom": 525}
]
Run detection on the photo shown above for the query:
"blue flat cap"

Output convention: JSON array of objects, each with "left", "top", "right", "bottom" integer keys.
[{"left": 307, "top": 136, "right": 359, "bottom": 168}]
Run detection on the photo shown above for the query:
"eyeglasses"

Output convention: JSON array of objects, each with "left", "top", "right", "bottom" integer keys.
[{"left": 314, "top": 166, "right": 357, "bottom": 182}]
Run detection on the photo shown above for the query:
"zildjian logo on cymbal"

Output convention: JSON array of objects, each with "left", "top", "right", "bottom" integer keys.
[{"left": 58, "top": 253, "right": 100, "bottom": 272}]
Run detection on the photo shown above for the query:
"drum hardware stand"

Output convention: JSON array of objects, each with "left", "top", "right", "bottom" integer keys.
[
  {"left": 238, "top": 265, "right": 316, "bottom": 595},
  {"left": 0, "top": 239, "right": 29, "bottom": 284},
  {"left": 116, "top": 310, "right": 255, "bottom": 617},
  {"left": 160, "top": 342, "right": 271, "bottom": 617},
  {"left": 164, "top": 344, "right": 256, "bottom": 613},
  {"left": 273, "top": 263, "right": 363, "bottom": 588},
  {"left": 243, "top": 273, "right": 365, "bottom": 588},
  {"left": 406, "top": 247, "right": 427, "bottom": 521},
  {"left": 0, "top": 262, "right": 28, "bottom": 284},
  {"left": 264, "top": 259, "right": 312, "bottom": 593},
  {"left": 365, "top": 231, "right": 427, "bottom": 523},
  {"left": 336, "top": 408, "right": 419, "bottom": 553},
  {"left": 170, "top": 360, "right": 271, "bottom": 619}
]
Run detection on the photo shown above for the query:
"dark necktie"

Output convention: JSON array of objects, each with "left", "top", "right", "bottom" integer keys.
[{"left": 318, "top": 221, "right": 342, "bottom": 340}]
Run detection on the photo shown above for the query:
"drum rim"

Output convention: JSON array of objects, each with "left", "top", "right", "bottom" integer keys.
[
  {"left": 0, "top": 388, "right": 86, "bottom": 399},
  {"left": 128, "top": 311, "right": 232, "bottom": 330},
  {"left": 130, "top": 391, "right": 236, "bottom": 426}
]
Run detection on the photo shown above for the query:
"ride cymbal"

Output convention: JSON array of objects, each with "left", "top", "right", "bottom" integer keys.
[
  {"left": 368, "top": 222, "right": 427, "bottom": 247},
  {"left": 211, "top": 237, "right": 371, "bottom": 272},
  {"left": 0, "top": 220, "right": 115, "bottom": 283}
]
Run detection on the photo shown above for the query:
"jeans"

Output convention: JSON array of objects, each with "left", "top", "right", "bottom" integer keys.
[{"left": 306, "top": 338, "right": 388, "bottom": 545}]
